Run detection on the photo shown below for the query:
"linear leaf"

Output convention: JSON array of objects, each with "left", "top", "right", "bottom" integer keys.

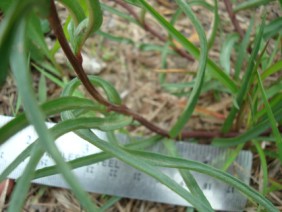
[
  {"left": 233, "top": 0, "right": 274, "bottom": 13},
  {"left": 263, "top": 17, "right": 282, "bottom": 39},
  {"left": 207, "top": 0, "right": 219, "bottom": 49},
  {"left": 234, "top": 17, "right": 254, "bottom": 80},
  {"left": 213, "top": 107, "right": 282, "bottom": 147},
  {"left": 127, "top": 150, "right": 278, "bottom": 212},
  {"left": 61, "top": 110, "right": 213, "bottom": 211},
  {"left": 256, "top": 69, "right": 282, "bottom": 162},
  {"left": 138, "top": 0, "right": 237, "bottom": 93},
  {"left": 163, "top": 139, "right": 212, "bottom": 210},
  {"left": 253, "top": 141, "right": 268, "bottom": 195},
  {"left": 0, "top": 97, "right": 105, "bottom": 145},
  {"left": 261, "top": 60, "right": 282, "bottom": 80},
  {"left": 170, "top": 0, "right": 208, "bottom": 137},
  {"left": 62, "top": 76, "right": 122, "bottom": 104},
  {"left": 222, "top": 21, "right": 264, "bottom": 133},
  {"left": 58, "top": 0, "right": 85, "bottom": 25},
  {"left": 74, "top": 0, "right": 103, "bottom": 53},
  {"left": 9, "top": 15, "right": 99, "bottom": 211},
  {"left": 220, "top": 33, "right": 240, "bottom": 74}
]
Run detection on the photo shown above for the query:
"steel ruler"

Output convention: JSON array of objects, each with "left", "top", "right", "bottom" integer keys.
[{"left": 0, "top": 115, "right": 252, "bottom": 211}]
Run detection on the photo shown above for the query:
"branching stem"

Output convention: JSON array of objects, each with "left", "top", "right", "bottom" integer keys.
[{"left": 48, "top": 0, "right": 280, "bottom": 141}]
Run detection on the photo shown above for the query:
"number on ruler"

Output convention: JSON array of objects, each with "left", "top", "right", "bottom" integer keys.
[
  {"left": 203, "top": 182, "right": 212, "bottom": 190},
  {"left": 226, "top": 186, "right": 235, "bottom": 194},
  {"left": 133, "top": 172, "right": 142, "bottom": 181}
]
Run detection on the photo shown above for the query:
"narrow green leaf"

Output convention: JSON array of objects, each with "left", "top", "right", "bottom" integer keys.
[
  {"left": 159, "top": 42, "right": 171, "bottom": 83},
  {"left": 32, "top": 63, "right": 65, "bottom": 87},
  {"left": 189, "top": 0, "right": 214, "bottom": 10},
  {"left": 0, "top": 97, "right": 105, "bottom": 145},
  {"left": 159, "top": 8, "right": 181, "bottom": 83},
  {"left": 263, "top": 17, "right": 282, "bottom": 39},
  {"left": 261, "top": 60, "right": 282, "bottom": 80},
  {"left": 253, "top": 141, "right": 268, "bottom": 195},
  {"left": 27, "top": 13, "right": 52, "bottom": 61},
  {"left": 0, "top": 117, "right": 160, "bottom": 183},
  {"left": 265, "top": 81, "right": 282, "bottom": 100},
  {"left": 233, "top": 0, "right": 274, "bottom": 13},
  {"left": 221, "top": 144, "right": 244, "bottom": 171},
  {"left": 74, "top": 0, "right": 103, "bottom": 53},
  {"left": 212, "top": 108, "right": 282, "bottom": 147},
  {"left": 220, "top": 33, "right": 240, "bottom": 74},
  {"left": 139, "top": 43, "right": 174, "bottom": 53},
  {"left": 254, "top": 90, "right": 282, "bottom": 121},
  {"left": 163, "top": 139, "right": 212, "bottom": 210},
  {"left": 0, "top": 0, "right": 25, "bottom": 86},
  {"left": 207, "top": 0, "right": 219, "bottom": 49},
  {"left": 58, "top": 0, "right": 86, "bottom": 25},
  {"left": 38, "top": 74, "right": 47, "bottom": 103},
  {"left": 234, "top": 17, "right": 254, "bottom": 80},
  {"left": 123, "top": 0, "right": 143, "bottom": 7},
  {"left": 9, "top": 16, "right": 98, "bottom": 211},
  {"left": 127, "top": 150, "right": 278, "bottom": 212},
  {"left": 97, "top": 30, "right": 134, "bottom": 45},
  {"left": 170, "top": 0, "right": 208, "bottom": 137},
  {"left": 86, "top": 0, "right": 104, "bottom": 32},
  {"left": 266, "top": 35, "right": 281, "bottom": 68},
  {"left": 138, "top": 0, "right": 237, "bottom": 93},
  {"left": 0, "top": 0, "right": 51, "bottom": 87},
  {"left": 75, "top": 130, "right": 213, "bottom": 211},
  {"left": 222, "top": 21, "right": 264, "bottom": 133},
  {"left": 61, "top": 111, "right": 212, "bottom": 211},
  {"left": 98, "top": 196, "right": 121, "bottom": 212},
  {"left": 256, "top": 69, "right": 282, "bottom": 162},
  {"left": 100, "top": 3, "right": 138, "bottom": 24},
  {"left": 51, "top": 15, "right": 71, "bottom": 55},
  {"left": 6, "top": 117, "right": 130, "bottom": 211},
  {"left": 34, "top": 135, "right": 160, "bottom": 179},
  {"left": 8, "top": 142, "right": 44, "bottom": 212},
  {"left": 62, "top": 76, "right": 122, "bottom": 104}
]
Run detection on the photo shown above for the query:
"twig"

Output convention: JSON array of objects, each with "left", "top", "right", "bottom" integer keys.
[
  {"left": 48, "top": 0, "right": 281, "bottom": 141},
  {"left": 223, "top": 0, "right": 244, "bottom": 38}
]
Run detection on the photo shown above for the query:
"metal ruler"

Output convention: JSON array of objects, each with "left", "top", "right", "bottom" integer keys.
[{"left": 0, "top": 115, "right": 252, "bottom": 211}]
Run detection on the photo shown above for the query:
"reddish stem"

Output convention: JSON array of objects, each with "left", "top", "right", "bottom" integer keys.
[
  {"left": 48, "top": 0, "right": 281, "bottom": 141},
  {"left": 223, "top": 0, "right": 244, "bottom": 38}
]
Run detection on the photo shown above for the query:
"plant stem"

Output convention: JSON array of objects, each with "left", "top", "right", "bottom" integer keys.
[
  {"left": 48, "top": 0, "right": 281, "bottom": 141},
  {"left": 223, "top": 0, "right": 244, "bottom": 38}
]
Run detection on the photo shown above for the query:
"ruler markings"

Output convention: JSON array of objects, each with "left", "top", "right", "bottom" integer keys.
[{"left": 0, "top": 115, "right": 252, "bottom": 211}]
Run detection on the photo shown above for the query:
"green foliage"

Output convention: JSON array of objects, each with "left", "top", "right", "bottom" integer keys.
[
  {"left": 169, "top": 0, "right": 207, "bottom": 137},
  {"left": 0, "top": 0, "right": 281, "bottom": 211}
]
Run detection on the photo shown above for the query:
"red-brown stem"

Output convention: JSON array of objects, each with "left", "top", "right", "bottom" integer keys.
[
  {"left": 223, "top": 0, "right": 244, "bottom": 38},
  {"left": 48, "top": 0, "right": 281, "bottom": 141},
  {"left": 49, "top": 1, "right": 110, "bottom": 106},
  {"left": 48, "top": 0, "right": 175, "bottom": 137}
]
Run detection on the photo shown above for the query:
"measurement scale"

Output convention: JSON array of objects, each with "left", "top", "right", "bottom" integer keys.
[{"left": 0, "top": 115, "right": 252, "bottom": 211}]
